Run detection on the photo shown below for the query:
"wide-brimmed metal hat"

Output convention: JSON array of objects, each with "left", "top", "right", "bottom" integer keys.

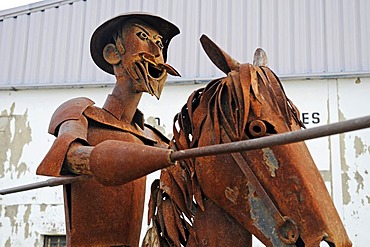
[{"left": 90, "top": 12, "right": 180, "bottom": 75}]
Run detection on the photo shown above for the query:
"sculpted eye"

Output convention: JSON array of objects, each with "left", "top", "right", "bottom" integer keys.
[
  {"left": 137, "top": 31, "right": 148, "bottom": 40},
  {"left": 156, "top": 40, "right": 164, "bottom": 49}
]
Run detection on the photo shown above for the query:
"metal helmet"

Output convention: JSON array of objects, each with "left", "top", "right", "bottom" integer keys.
[{"left": 90, "top": 12, "right": 180, "bottom": 75}]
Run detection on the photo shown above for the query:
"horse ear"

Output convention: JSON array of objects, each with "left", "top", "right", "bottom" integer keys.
[
  {"left": 253, "top": 48, "right": 268, "bottom": 66},
  {"left": 200, "top": 34, "right": 239, "bottom": 74}
]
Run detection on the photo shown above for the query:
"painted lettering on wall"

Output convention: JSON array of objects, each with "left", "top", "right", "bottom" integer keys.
[
  {"left": 151, "top": 113, "right": 321, "bottom": 130},
  {"left": 301, "top": 112, "right": 320, "bottom": 125}
]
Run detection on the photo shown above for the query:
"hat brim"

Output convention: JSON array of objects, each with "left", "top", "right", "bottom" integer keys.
[{"left": 90, "top": 12, "right": 180, "bottom": 75}]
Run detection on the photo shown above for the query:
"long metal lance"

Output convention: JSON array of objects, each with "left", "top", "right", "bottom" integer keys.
[
  {"left": 170, "top": 114, "right": 370, "bottom": 161},
  {"left": 1, "top": 115, "right": 370, "bottom": 195},
  {"left": 0, "top": 176, "right": 81, "bottom": 195}
]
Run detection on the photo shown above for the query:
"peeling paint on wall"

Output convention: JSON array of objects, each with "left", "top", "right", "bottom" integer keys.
[
  {"left": 5, "top": 205, "right": 19, "bottom": 234},
  {"left": 5, "top": 238, "right": 11, "bottom": 247},
  {"left": 0, "top": 103, "right": 32, "bottom": 179},
  {"left": 40, "top": 203, "right": 47, "bottom": 212},
  {"left": 354, "top": 171, "right": 364, "bottom": 194},
  {"left": 320, "top": 170, "right": 332, "bottom": 184},
  {"left": 33, "top": 237, "right": 40, "bottom": 247},
  {"left": 0, "top": 109, "right": 11, "bottom": 178},
  {"left": 341, "top": 172, "right": 351, "bottom": 205},
  {"left": 339, "top": 110, "right": 351, "bottom": 205},
  {"left": 23, "top": 204, "right": 32, "bottom": 239},
  {"left": 337, "top": 106, "right": 370, "bottom": 210},
  {"left": 354, "top": 136, "right": 367, "bottom": 158}
]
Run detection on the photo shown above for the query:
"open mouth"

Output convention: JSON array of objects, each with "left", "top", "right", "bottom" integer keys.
[
  {"left": 129, "top": 53, "right": 180, "bottom": 99},
  {"left": 147, "top": 62, "right": 166, "bottom": 79},
  {"left": 137, "top": 54, "right": 167, "bottom": 80},
  {"left": 133, "top": 53, "right": 180, "bottom": 80},
  {"left": 135, "top": 61, "right": 166, "bottom": 81}
]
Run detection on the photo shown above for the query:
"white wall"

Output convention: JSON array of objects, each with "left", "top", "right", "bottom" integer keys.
[{"left": 0, "top": 77, "right": 369, "bottom": 246}]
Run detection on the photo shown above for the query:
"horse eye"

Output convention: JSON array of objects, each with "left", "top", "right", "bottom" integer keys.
[
  {"left": 137, "top": 31, "right": 148, "bottom": 40},
  {"left": 156, "top": 40, "right": 164, "bottom": 49}
]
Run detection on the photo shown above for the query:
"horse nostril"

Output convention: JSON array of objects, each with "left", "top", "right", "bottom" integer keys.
[{"left": 277, "top": 217, "right": 299, "bottom": 245}]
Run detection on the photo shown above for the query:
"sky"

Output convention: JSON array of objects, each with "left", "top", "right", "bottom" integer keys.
[{"left": 0, "top": 0, "right": 42, "bottom": 11}]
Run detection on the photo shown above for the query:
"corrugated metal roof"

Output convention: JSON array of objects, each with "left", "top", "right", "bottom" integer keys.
[{"left": 1, "top": 0, "right": 370, "bottom": 88}]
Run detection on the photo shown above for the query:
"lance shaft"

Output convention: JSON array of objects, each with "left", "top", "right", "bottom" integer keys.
[
  {"left": 170, "top": 114, "right": 370, "bottom": 161},
  {"left": 0, "top": 176, "right": 80, "bottom": 195}
]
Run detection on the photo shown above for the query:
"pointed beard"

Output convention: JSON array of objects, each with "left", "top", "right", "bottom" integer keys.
[
  {"left": 146, "top": 73, "right": 168, "bottom": 99},
  {"left": 137, "top": 67, "right": 168, "bottom": 99},
  {"left": 128, "top": 61, "right": 167, "bottom": 99}
]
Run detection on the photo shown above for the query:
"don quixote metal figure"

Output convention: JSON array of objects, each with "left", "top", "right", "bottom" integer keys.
[
  {"left": 3, "top": 11, "right": 370, "bottom": 246},
  {"left": 36, "top": 13, "right": 181, "bottom": 246}
]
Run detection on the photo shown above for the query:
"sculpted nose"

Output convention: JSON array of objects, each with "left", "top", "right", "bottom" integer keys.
[{"left": 148, "top": 39, "right": 162, "bottom": 58}]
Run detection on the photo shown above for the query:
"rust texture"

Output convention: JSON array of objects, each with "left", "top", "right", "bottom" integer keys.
[
  {"left": 145, "top": 35, "right": 352, "bottom": 246},
  {"left": 36, "top": 13, "right": 180, "bottom": 246}
]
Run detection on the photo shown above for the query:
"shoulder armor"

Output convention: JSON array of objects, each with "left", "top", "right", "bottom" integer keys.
[{"left": 48, "top": 97, "right": 95, "bottom": 135}]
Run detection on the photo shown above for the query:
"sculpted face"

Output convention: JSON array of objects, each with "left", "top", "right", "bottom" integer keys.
[{"left": 117, "top": 21, "right": 179, "bottom": 99}]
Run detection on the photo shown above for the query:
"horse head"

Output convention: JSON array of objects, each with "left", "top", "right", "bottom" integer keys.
[{"left": 145, "top": 35, "right": 351, "bottom": 247}]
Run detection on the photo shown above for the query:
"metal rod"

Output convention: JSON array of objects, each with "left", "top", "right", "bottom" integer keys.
[
  {"left": 0, "top": 176, "right": 80, "bottom": 195},
  {"left": 170, "top": 115, "right": 370, "bottom": 161}
]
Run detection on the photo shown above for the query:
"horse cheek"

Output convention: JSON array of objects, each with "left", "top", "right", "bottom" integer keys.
[{"left": 195, "top": 154, "right": 249, "bottom": 211}]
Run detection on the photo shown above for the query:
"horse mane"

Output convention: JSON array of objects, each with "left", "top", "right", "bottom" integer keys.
[{"left": 145, "top": 64, "right": 303, "bottom": 246}]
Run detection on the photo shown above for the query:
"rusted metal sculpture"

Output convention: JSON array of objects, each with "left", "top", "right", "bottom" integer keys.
[
  {"left": 0, "top": 12, "right": 364, "bottom": 247},
  {"left": 143, "top": 35, "right": 353, "bottom": 246},
  {"left": 35, "top": 13, "right": 180, "bottom": 246}
]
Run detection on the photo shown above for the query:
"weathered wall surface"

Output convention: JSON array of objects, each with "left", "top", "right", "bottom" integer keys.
[{"left": 0, "top": 77, "right": 369, "bottom": 246}]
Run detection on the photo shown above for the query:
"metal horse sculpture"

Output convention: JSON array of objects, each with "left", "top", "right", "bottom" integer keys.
[{"left": 143, "top": 35, "right": 352, "bottom": 246}]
